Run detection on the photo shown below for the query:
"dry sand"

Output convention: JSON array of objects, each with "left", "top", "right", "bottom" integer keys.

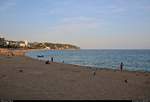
[{"left": 0, "top": 55, "right": 150, "bottom": 100}]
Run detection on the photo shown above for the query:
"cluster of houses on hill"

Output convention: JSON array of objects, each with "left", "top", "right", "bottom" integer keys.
[
  {"left": 0, "top": 36, "right": 80, "bottom": 50},
  {"left": 0, "top": 36, "right": 29, "bottom": 48}
]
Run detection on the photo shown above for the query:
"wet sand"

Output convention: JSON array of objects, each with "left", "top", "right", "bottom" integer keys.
[{"left": 0, "top": 55, "right": 150, "bottom": 100}]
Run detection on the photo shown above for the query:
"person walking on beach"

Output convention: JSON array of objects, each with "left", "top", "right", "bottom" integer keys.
[{"left": 120, "top": 62, "right": 124, "bottom": 71}]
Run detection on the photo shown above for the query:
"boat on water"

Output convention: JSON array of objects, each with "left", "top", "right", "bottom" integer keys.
[{"left": 37, "top": 55, "right": 44, "bottom": 57}]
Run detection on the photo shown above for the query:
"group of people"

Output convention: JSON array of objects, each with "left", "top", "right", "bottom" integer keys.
[{"left": 45, "top": 57, "right": 124, "bottom": 72}]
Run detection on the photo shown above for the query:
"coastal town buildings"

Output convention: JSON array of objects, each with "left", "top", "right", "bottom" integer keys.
[
  {"left": 0, "top": 36, "right": 5, "bottom": 47},
  {"left": 0, "top": 36, "right": 79, "bottom": 49},
  {"left": 0, "top": 36, "right": 29, "bottom": 48}
]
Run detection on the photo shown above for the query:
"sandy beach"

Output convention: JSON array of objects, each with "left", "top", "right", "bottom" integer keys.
[{"left": 0, "top": 54, "right": 150, "bottom": 100}]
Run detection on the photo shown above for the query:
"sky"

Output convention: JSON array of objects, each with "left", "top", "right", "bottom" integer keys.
[{"left": 0, "top": 0, "right": 150, "bottom": 49}]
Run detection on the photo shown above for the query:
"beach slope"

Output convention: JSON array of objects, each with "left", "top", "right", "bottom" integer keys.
[{"left": 0, "top": 55, "right": 150, "bottom": 100}]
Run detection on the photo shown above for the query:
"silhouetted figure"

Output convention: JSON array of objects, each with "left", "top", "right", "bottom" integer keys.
[
  {"left": 124, "top": 79, "right": 128, "bottom": 83},
  {"left": 120, "top": 62, "right": 124, "bottom": 71},
  {"left": 62, "top": 60, "right": 64, "bottom": 63},
  {"left": 51, "top": 57, "right": 53, "bottom": 62},
  {"left": 45, "top": 60, "right": 50, "bottom": 64}
]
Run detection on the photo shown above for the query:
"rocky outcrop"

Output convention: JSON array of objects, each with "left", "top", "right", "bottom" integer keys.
[{"left": 0, "top": 48, "right": 26, "bottom": 56}]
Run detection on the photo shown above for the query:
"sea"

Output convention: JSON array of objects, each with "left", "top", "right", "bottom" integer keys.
[{"left": 25, "top": 49, "right": 150, "bottom": 72}]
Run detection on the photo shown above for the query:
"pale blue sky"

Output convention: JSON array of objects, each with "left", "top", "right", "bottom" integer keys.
[{"left": 0, "top": 0, "right": 150, "bottom": 49}]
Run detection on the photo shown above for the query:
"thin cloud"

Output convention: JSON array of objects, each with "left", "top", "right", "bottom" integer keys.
[
  {"left": 0, "top": 0, "right": 16, "bottom": 12},
  {"left": 48, "top": 17, "right": 100, "bottom": 35},
  {"left": 61, "top": 16, "right": 99, "bottom": 24},
  {"left": 139, "top": 6, "right": 150, "bottom": 11}
]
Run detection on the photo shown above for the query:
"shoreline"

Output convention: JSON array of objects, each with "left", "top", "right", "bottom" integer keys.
[
  {"left": 25, "top": 49, "right": 150, "bottom": 73},
  {"left": 27, "top": 55, "right": 150, "bottom": 73},
  {"left": 1, "top": 48, "right": 150, "bottom": 73},
  {"left": 0, "top": 54, "right": 150, "bottom": 99},
  {"left": 25, "top": 54, "right": 148, "bottom": 74}
]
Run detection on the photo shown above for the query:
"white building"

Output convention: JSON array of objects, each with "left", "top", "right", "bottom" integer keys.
[
  {"left": 25, "top": 40, "right": 28, "bottom": 47},
  {"left": 19, "top": 40, "right": 28, "bottom": 48},
  {"left": 19, "top": 43, "right": 26, "bottom": 47},
  {"left": 45, "top": 47, "right": 50, "bottom": 49},
  {"left": 6, "top": 41, "right": 9, "bottom": 45}
]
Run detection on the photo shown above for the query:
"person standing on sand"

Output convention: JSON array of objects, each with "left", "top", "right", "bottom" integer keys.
[
  {"left": 120, "top": 62, "right": 124, "bottom": 71},
  {"left": 51, "top": 57, "right": 53, "bottom": 62}
]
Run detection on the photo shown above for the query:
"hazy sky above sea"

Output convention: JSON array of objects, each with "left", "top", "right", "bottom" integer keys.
[{"left": 0, "top": 0, "right": 150, "bottom": 49}]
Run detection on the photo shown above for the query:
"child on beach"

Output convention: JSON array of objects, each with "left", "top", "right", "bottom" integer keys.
[
  {"left": 90, "top": 70, "right": 96, "bottom": 80},
  {"left": 92, "top": 70, "right": 96, "bottom": 76}
]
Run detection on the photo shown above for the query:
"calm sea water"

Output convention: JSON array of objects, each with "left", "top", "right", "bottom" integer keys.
[{"left": 25, "top": 49, "right": 150, "bottom": 72}]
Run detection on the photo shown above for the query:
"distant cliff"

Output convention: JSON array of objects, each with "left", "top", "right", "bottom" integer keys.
[{"left": 29, "top": 42, "right": 80, "bottom": 50}]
